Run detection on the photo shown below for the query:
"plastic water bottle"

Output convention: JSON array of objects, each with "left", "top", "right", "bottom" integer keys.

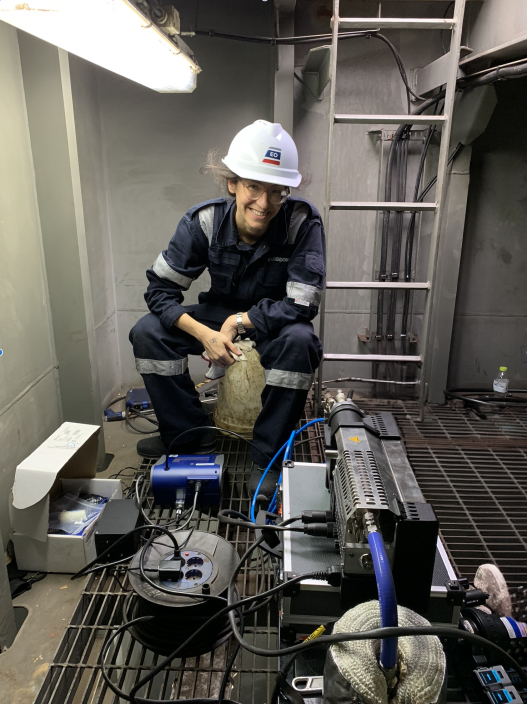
[{"left": 493, "top": 366, "right": 509, "bottom": 397}]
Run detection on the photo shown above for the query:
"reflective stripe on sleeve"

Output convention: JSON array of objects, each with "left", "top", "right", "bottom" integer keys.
[
  {"left": 286, "top": 281, "right": 322, "bottom": 307},
  {"left": 287, "top": 202, "right": 310, "bottom": 244},
  {"left": 152, "top": 253, "right": 193, "bottom": 289},
  {"left": 265, "top": 369, "right": 314, "bottom": 390},
  {"left": 199, "top": 204, "right": 215, "bottom": 244},
  {"left": 135, "top": 357, "right": 188, "bottom": 376}
]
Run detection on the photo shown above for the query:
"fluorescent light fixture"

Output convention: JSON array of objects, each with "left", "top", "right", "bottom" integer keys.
[{"left": 0, "top": 0, "right": 200, "bottom": 92}]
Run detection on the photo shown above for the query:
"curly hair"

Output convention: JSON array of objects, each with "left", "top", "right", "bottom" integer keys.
[{"left": 199, "top": 149, "right": 239, "bottom": 195}]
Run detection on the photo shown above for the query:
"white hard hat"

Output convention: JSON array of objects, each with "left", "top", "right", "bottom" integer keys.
[{"left": 222, "top": 120, "right": 301, "bottom": 188}]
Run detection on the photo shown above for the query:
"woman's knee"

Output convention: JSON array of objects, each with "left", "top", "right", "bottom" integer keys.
[
  {"left": 129, "top": 314, "right": 165, "bottom": 351},
  {"left": 280, "top": 323, "right": 323, "bottom": 362}
]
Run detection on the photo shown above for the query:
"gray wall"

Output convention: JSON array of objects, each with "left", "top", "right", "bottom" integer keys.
[
  {"left": 448, "top": 76, "right": 527, "bottom": 389},
  {"left": 464, "top": 0, "right": 527, "bottom": 59},
  {"left": 96, "top": 0, "right": 275, "bottom": 386},
  {"left": 0, "top": 24, "right": 62, "bottom": 547},
  {"left": 69, "top": 56, "right": 121, "bottom": 407}
]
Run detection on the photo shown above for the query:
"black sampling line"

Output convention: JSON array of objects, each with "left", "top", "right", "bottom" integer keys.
[
  {"left": 376, "top": 92, "right": 446, "bottom": 341},
  {"left": 94, "top": 514, "right": 527, "bottom": 702},
  {"left": 444, "top": 388, "right": 527, "bottom": 407},
  {"left": 191, "top": 29, "right": 423, "bottom": 108},
  {"left": 375, "top": 55, "right": 527, "bottom": 350},
  {"left": 400, "top": 124, "right": 436, "bottom": 344},
  {"left": 386, "top": 131, "right": 410, "bottom": 341},
  {"left": 400, "top": 142, "right": 463, "bottom": 342},
  {"left": 224, "top": 541, "right": 527, "bottom": 689}
]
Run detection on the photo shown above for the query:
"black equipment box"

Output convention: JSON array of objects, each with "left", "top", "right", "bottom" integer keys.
[{"left": 94, "top": 499, "right": 143, "bottom": 561}]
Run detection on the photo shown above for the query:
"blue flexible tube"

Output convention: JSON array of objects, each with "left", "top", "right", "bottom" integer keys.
[
  {"left": 284, "top": 431, "right": 296, "bottom": 461},
  {"left": 367, "top": 530, "right": 398, "bottom": 670},
  {"left": 250, "top": 440, "right": 290, "bottom": 522},
  {"left": 249, "top": 419, "right": 324, "bottom": 522}
]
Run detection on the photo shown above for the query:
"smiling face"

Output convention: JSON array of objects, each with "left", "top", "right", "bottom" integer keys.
[{"left": 228, "top": 178, "right": 284, "bottom": 244}]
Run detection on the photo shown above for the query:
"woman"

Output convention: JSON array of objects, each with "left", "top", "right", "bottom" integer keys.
[{"left": 129, "top": 120, "right": 326, "bottom": 500}]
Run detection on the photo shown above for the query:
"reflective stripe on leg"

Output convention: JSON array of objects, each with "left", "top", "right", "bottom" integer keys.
[
  {"left": 135, "top": 357, "right": 188, "bottom": 376},
  {"left": 264, "top": 369, "right": 314, "bottom": 390}
]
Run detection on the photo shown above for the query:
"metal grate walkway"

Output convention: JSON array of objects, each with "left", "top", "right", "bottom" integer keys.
[
  {"left": 359, "top": 399, "right": 527, "bottom": 588},
  {"left": 34, "top": 400, "right": 527, "bottom": 703},
  {"left": 34, "top": 406, "right": 323, "bottom": 704}
]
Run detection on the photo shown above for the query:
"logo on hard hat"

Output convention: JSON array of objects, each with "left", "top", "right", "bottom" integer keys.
[{"left": 262, "top": 148, "right": 281, "bottom": 165}]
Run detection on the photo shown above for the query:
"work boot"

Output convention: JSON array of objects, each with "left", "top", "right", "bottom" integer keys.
[
  {"left": 248, "top": 464, "right": 281, "bottom": 501},
  {"left": 136, "top": 428, "right": 216, "bottom": 459},
  {"left": 136, "top": 436, "right": 167, "bottom": 459}
]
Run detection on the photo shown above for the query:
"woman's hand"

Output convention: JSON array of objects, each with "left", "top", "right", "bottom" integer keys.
[
  {"left": 198, "top": 328, "right": 241, "bottom": 368},
  {"left": 220, "top": 313, "right": 255, "bottom": 342},
  {"left": 220, "top": 315, "right": 239, "bottom": 342}
]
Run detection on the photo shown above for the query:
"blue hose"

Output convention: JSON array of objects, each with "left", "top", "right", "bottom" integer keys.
[
  {"left": 250, "top": 419, "right": 324, "bottom": 522},
  {"left": 367, "top": 530, "right": 398, "bottom": 670}
]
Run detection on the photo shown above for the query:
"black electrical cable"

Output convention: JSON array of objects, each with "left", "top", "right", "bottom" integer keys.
[
  {"left": 444, "top": 388, "right": 527, "bottom": 407},
  {"left": 71, "top": 523, "right": 180, "bottom": 581},
  {"left": 386, "top": 130, "right": 410, "bottom": 341},
  {"left": 132, "top": 409, "right": 159, "bottom": 427},
  {"left": 126, "top": 582, "right": 299, "bottom": 700},
  {"left": 293, "top": 434, "right": 325, "bottom": 448},
  {"left": 100, "top": 523, "right": 527, "bottom": 702},
  {"left": 218, "top": 643, "right": 241, "bottom": 704},
  {"left": 125, "top": 404, "right": 159, "bottom": 435},
  {"left": 376, "top": 54, "right": 527, "bottom": 349},
  {"left": 459, "top": 60, "right": 527, "bottom": 88},
  {"left": 400, "top": 124, "right": 436, "bottom": 343},
  {"left": 135, "top": 474, "right": 198, "bottom": 528},
  {"left": 225, "top": 540, "right": 527, "bottom": 687},
  {"left": 191, "top": 29, "right": 424, "bottom": 106},
  {"left": 192, "top": 28, "right": 372, "bottom": 45},
  {"left": 270, "top": 652, "right": 303, "bottom": 704},
  {"left": 218, "top": 510, "right": 304, "bottom": 532},
  {"left": 400, "top": 142, "right": 463, "bottom": 342},
  {"left": 133, "top": 496, "right": 228, "bottom": 604},
  {"left": 376, "top": 91, "right": 446, "bottom": 342},
  {"left": 104, "top": 539, "right": 324, "bottom": 701}
]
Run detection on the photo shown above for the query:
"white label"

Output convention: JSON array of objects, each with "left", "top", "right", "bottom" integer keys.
[
  {"left": 493, "top": 379, "right": 508, "bottom": 393},
  {"left": 500, "top": 617, "right": 527, "bottom": 638}
]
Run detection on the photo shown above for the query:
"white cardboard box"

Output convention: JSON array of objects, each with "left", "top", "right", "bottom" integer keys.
[{"left": 10, "top": 422, "right": 122, "bottom": 573}]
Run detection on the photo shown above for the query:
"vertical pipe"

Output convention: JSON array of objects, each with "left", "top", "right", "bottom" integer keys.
[
  {"left": 419, "top": 0, "right": 467, "bottom": 410},
  {"left": 316, "top": 0, "right": 340, "bottom": 414}
]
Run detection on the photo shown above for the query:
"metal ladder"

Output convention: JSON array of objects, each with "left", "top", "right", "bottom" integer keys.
[{"left": 317, "top": 0, "right": 466, "bottom": 415}]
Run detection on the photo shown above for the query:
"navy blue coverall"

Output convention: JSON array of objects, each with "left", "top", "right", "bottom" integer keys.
[{"left": 129, "top": 196, "right": 326, "bottom": 467}]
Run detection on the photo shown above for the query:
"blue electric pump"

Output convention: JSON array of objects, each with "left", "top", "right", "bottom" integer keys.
[{"left": 150, "top": 454, "right": 224, "bottom": 506}]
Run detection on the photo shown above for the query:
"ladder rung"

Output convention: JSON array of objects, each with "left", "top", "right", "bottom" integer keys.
[
  {"left": 326, "top": 281, "right": 430, "bottom": 290},
  {"left": 338, "top": 18, "right": 456, "bottom": 30},
  {"left": 335, "top": 114, "right": 446, "bottom": 125},
  {"left": 330, "top": 202, "right": 436, "bottom": 212},
  {"left": 324, "top": 354, "right": 422, "bottom": 363}
]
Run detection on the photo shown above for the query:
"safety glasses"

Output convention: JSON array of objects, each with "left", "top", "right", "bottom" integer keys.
[{"left": 240, "top": 180, "right": 290, "bottom": 205}]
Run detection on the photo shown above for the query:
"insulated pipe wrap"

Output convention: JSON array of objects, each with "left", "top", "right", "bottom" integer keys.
[{"left": 325, "top": 602, "right": 446, "bottom": 704}]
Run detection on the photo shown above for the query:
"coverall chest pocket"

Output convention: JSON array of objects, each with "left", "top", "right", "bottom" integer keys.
[
  {"left": 208, "top": 249, "right": 240, "bottom": 294},
  {"left": 258, "top": 261, "right": 289, "bottom": 290}
]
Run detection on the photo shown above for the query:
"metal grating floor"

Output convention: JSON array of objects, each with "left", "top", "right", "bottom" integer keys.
[
  {"left": 358, "top": 399, "right": 527, "bottom": 588},
  {"left": 34, "top": 399, "right": 527, "bottom": 703},
  {"left": 34, "top": 406, "right": 324, "bottom": 704}
]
